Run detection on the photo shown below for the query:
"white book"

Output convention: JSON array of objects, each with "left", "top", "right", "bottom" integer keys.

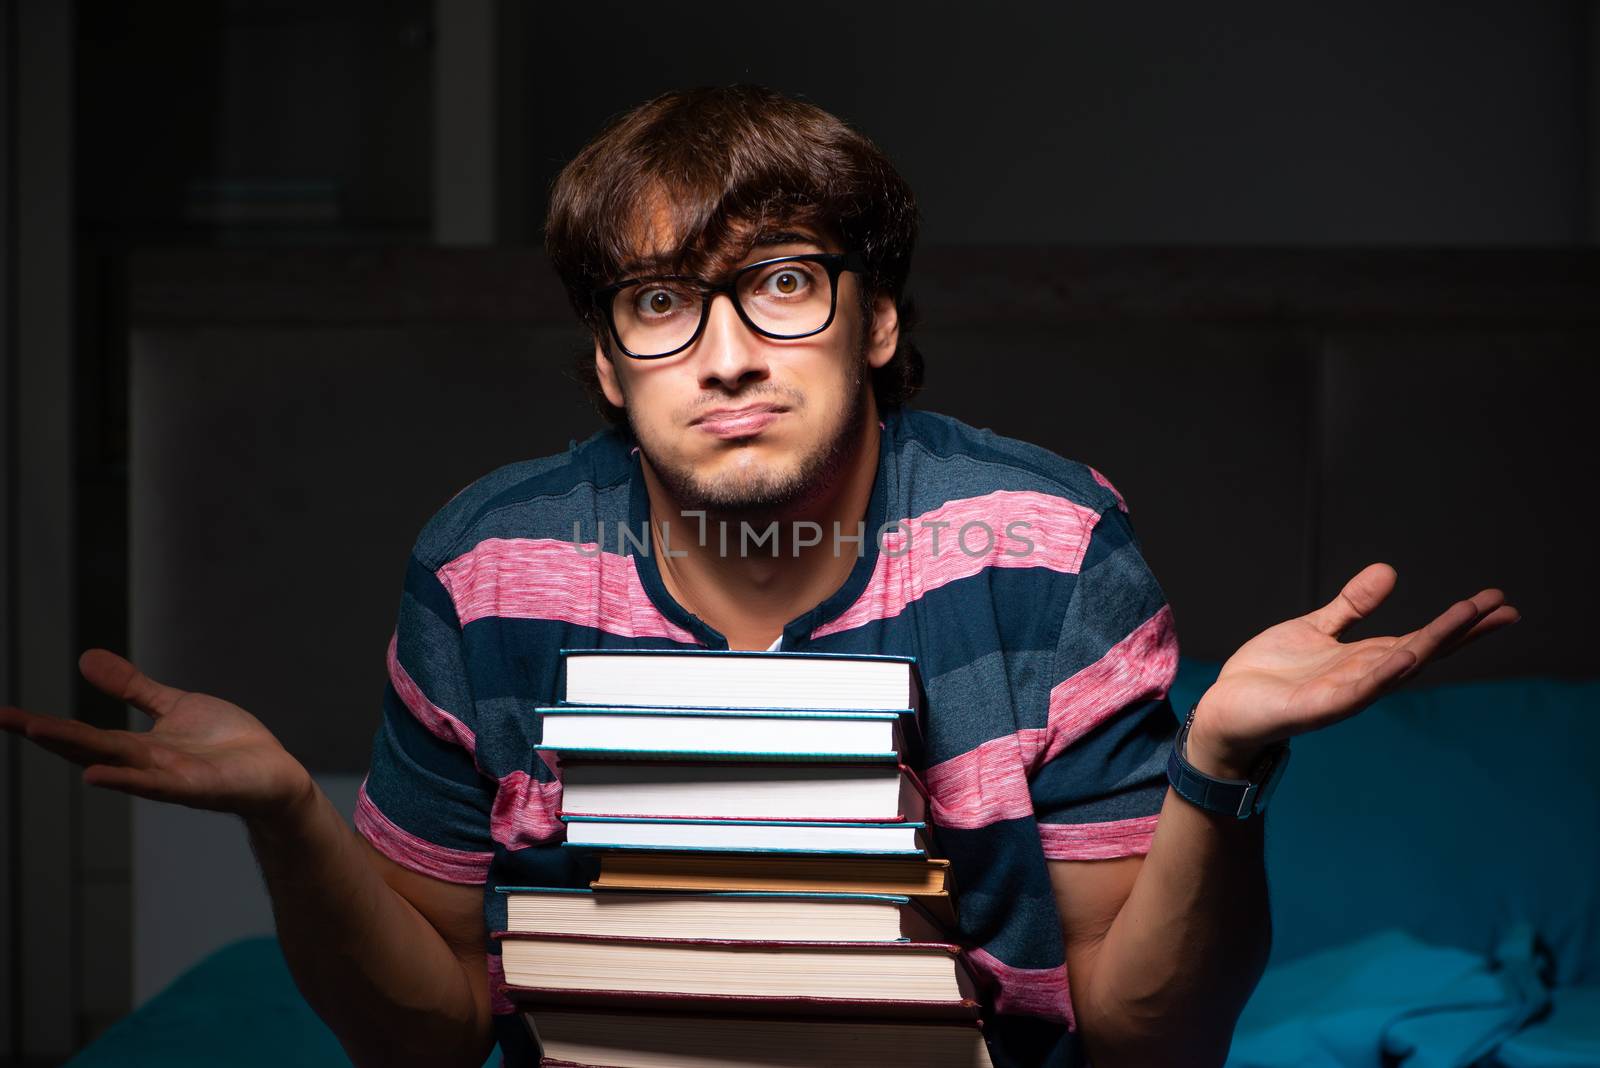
[
  {"left": 561, "top": 816, "right": 929, "bottom": 855},
  {"left": 537, "top": 705, "right": 912, "bottom": 761},
  {"left": 557, "top": 761, "right": 927, "bottom": 822},
  {"left": 497, "top": 934, "right": 975, "bottom": 1006},
  {"left": 560, "top": 648, "right": 923, "bottom": 712},
  {"left": 497, "top": 887, "right": 944, "bottom": 942}
]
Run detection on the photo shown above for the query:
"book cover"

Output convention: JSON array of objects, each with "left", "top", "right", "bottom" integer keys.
[
  {"left": 557, "top": 647, "right": 927, "bottom": 713},
  {"left": 494, "top": 931, "right": 980, "bottom": 1020},
  {"left": 535, "top": 704, "right": 922, "bottom": 765},
  {"left": 526, "top": 1006, "right": 995, "bottom": 1067},
  {"left": 495, "top": 886, "right": 946, "bottom": 942},
  {"left": 554, "top": 760, "right": 929, "bottom": 823},
  {"left": 560, "top": 816, "right": 932, "bottom": 856}
]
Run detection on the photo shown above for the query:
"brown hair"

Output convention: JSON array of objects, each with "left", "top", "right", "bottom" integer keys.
[{"left": 544, "top": 85, "right": 923, "bottom": 433}]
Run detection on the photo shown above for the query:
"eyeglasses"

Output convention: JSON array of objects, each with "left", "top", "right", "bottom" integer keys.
[{"left": 593, "top": 251, "right": 868, "bottom": 360}]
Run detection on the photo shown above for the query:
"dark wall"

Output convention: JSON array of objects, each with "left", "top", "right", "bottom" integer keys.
[
  {"left": 518, "top": 1, "right": 1589, "bottom": 245},
  {"left": 77, "top": 0, "right": 432, "bottom": 241},
  {"left": 70, "top": 2, "right": 1593, "bottom": 247}
]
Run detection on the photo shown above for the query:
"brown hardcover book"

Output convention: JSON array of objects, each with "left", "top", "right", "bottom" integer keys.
[
  {"left": 494, "top": 932, "right": 980, "bottom": 1020},
  {"left": 591, "top": 852, "right": 956, "bottom": 926},
  {"left": 527, "top": 1007, "right": 994, "bottom": 1068}
]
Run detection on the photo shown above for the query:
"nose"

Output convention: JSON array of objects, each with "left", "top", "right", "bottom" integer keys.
[{"left": 692, "top": 291, "right": 770, "bottom": 392}]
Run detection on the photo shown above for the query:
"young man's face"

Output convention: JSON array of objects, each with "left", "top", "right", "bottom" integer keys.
[{"left": 595, "top": 222, "right": 899, "bottom": 518}]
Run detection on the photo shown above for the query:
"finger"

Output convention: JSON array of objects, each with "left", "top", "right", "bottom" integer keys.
[
  {"left": 77, "top": 649, "right": 184, "bottom": 720},
  {"left": 1307, "top": 563, "right": 1398, "bottom": 638},
  {"left": 82, "top": 763, "right": 185, "bottom": 804},
  {"left": 0, "top": 705, "right": 41, "bottom": 734},
  {"left": 20, "top": 715, "right": 154, "bottom": 770},
  {"left": 1433, "top": 603, "right": 1521, "bottom": 661},
  {"left": 1391, "top": 593, "right": 1501, "bottom": 675}
]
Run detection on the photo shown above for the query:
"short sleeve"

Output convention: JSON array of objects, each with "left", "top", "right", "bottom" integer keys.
[
  {"left": 1029, "top": 494, "right": 1180, "bottom": 861},
  {"left": 354, "top": 554, "right": 498, "bottom": 884}
]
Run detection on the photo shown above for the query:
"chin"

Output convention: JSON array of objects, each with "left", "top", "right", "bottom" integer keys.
[{"left": 670, "top": 447, "right": 820, "bottom": 514}]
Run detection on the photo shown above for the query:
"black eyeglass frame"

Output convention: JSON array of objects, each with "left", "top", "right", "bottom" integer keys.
[{"left": 592, "top": 251, "right": 869, "bottom": 360}]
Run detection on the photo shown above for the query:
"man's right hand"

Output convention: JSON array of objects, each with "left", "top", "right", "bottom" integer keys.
[
  {"left": 0, "top": 648, "right": 314, "bottom": 821},
  {"left": 6, "top": 650, "right": 496, "bottom": 1065}
]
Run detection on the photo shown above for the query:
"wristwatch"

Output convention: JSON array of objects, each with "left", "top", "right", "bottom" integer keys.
[{"left": 1166, "top": 703, "right": 1291, "bottom": 820}]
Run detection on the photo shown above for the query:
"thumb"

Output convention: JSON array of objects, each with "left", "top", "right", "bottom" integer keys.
[
  {"left": 78, "top": 649, "right": 183, "bottom": 721},
  {"left": 1305, "top": 562, "right": 1398, "bottom": 639}
]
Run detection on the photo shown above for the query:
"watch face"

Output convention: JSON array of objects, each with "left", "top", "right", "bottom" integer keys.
[{"left": 1252, "top": 748, "right": 1291, "bottom": 814}]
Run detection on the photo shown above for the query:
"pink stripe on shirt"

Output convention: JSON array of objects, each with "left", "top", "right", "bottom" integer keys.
[
  {"left": 1087, "top": 465, "right": 1128, "bottom": 513},
  {"left": 812, "top": 490, "right": 1099, "bottom": 639},
  {"left": 387, "top": 631, "right": 477, "bottom": 754},
  {"left": 435, "top": 538, "right": 698, "bottom": 642},
  {"left": 1039, "top": 813, "right": 1160, "bottom": 860},
  {"left": 1029, "top": 604, "right": 1179, "bottom": 772},
  {"left": 967, "top": 947, "right": 1076, "bottom": 1029},
  {"left": 353, "top": 777, "right": 493, "bottom": 884},
  {"left": 485, "top": 953, "right": 517, "bottom": 1015},
  {"left": 924, "top": 733, "right": 1036, "bottom": 829},
  {"left": 925, "top": 604, "right": 1176, "bottom": 830},
  {"left": 490, "top": 769, "right": 565, "bottom": 851}
]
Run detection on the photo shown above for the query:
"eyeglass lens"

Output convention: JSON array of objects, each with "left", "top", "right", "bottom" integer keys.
[{"left": 610, "top": 258, "right": 835, "bottom": 357}]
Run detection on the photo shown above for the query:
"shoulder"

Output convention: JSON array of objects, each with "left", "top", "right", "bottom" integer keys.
[
  {"left": 889, "top": 407, "right": 1129, "bottom": 519},
  {"left": 410, "top": 427, "right": 636, "bottom": 570}
]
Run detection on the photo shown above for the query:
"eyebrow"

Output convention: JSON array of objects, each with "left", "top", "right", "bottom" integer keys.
[
  {"left": 749, "top": 229, "right": 826, "bottom": 249},
  {"left": 615, "top": 230, "right": 827, "bottom": 280}
]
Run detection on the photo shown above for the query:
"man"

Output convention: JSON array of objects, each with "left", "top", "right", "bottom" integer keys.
[{"left": 1, "top": 86, "right": 1517, "bottom": 1068}]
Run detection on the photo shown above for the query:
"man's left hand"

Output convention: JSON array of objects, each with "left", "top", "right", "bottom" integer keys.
[{"left": 1185, "top": 562, "right": 1520, "bottom": 779}]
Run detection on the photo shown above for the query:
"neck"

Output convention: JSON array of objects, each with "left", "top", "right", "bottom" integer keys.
[{"left": 641, "top": 406, "right": 882, "bottom": 651}]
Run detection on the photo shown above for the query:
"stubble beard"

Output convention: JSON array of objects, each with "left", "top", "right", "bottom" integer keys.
[{"left": 631, "top": 346, "right": 870, "bottom": 526}]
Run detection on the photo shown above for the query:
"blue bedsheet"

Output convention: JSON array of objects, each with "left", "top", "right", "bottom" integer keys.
[
  {"left": 1227, "top": 926, "right": 1551, "bottom": 1068},
  {"left": 67, "top": 936, "right": 500, "bottom": 1068}
]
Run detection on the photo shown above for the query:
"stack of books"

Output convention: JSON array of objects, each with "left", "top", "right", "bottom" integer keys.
[{"left": 495, "top": 648, "right": 993, "bottom": 1068}]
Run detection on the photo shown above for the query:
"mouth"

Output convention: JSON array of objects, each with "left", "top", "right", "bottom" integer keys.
[{"left": 693, "top": 404, "right": 787, "bottom": 438}]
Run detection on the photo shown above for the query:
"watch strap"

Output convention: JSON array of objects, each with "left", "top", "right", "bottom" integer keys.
[{"left": 1166, "top": 703, "right": 1289, "bottom": 820}]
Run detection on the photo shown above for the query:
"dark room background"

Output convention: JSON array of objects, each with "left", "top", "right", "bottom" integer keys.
[{"left": 3, "top": 0, "right": 1597, "bottom": 1062}]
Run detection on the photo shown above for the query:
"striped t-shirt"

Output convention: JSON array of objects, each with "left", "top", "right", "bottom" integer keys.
[{"left": 356, "top": 405, "right": 1181, "bottom": 1067}]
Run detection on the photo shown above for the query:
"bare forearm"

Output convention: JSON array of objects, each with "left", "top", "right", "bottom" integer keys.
[
  {"left": 244, "top": 784, "right": 492, "bottom": 1068},
  {"left": 1077, "top": 789, "right": 1271, "bottom": 1067}
]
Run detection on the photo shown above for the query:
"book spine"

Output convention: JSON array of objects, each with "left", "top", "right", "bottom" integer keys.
[
  {"left": 500, "top": 984, "right": 982, "bottom": 1021},
  {"left": 493, "top": 930, "right": 964, "bottom": 953}
]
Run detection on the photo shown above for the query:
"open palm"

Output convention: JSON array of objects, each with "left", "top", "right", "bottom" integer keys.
[
  {"left": 1189, "top": 562, "right": 1520, "bottom": 769},
  {"left": 0, "top": 649, "right": 312, "bottom": 818}
]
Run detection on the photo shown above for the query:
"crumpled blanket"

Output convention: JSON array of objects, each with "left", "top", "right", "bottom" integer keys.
[
  {"left": 1226, "top": 924, "right": 1552, "bottom": 1068},
  {"left": 1492, "top": 985, "right": 1600, "bottom": 1067}
]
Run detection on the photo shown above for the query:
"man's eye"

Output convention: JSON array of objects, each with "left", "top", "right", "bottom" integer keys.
[
  {"left": 636, "top": 288, "right": 685, "bottom": 316},
  {"left": 760, "top": 266, "right": 812, "bottom": 297}
]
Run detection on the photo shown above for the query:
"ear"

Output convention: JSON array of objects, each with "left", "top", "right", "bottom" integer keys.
[
  {"left": 594, "top": 336, "right": 627, "bottom": 410},
  {"left": 865, "top": 292, "right": 899, "bottom": 371}
]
